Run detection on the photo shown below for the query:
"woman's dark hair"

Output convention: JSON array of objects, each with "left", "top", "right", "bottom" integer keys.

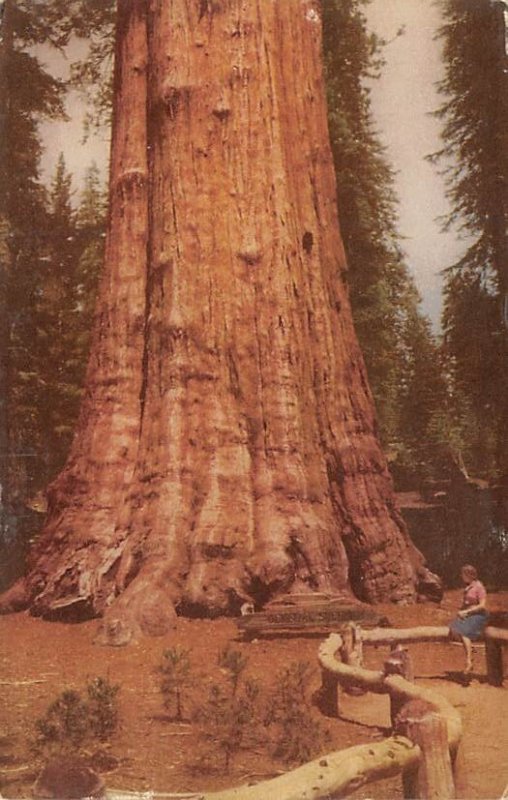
[{"left": 461, "top": 564, "right": 477, "bottom": 582}]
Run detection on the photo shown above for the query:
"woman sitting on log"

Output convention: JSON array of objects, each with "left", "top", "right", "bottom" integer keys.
[{"left": 449, "top": 564, "right": 489, "bottom": 674}]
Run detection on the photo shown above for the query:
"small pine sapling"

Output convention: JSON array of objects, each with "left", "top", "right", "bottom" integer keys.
[
  {"left": 34, "top": 678, "right": 121, "bottom": 760},
  {"left": 196, "top": 676, "right": 260, "bottom": 772},
  {"left": 86, "top": 677, "right": 120, "bottom": 741},
  {"left": 217, "top": 645, "right": 248, "bottom": 696},
  {"left": 265, "top": 661, "right": 330, "bottom": 765},
  {"left": 34, "top": 690, "right": 90, "bottom": 756},
  {"left": 157, "top": 646, "right": 194, "bottom": 721}
]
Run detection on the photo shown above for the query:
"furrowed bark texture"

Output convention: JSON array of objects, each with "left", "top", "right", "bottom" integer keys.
[{"left": 5, "top": 0, "right": 425, "bottom": 634}]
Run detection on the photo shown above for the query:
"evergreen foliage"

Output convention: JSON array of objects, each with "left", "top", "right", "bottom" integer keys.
[
  {"left": 265, "top": 661, "right": 330, "bottom": 765},
  {"left": 14, "top": 155, "right": 106, "bottom": 494},
  {"left": 196, "top": 678, "right": 260, "bottom": 772},
  {"left": 432, "top": 0, "right": 508, "bottom": 478},
  {"left": 35, "top": 690, "right": 90, "bottom": 754},
  {"left": 66, "top": 0, "right": 116, "bottom": 133},
  {"left": 0, "top": 3, "right": 108, "bottom": 563},
  {"left": 86, "top": 676, "right": 120, "bottom": 742},
  {"left": 195, "top": 648, "right": 260, "bottom": 772},
  {"left": 34, "top": 677, "right": 120, "bottom": 757},
  {"left": 157, "top": 646, "right": 194, "bottom": 721},
  {"left": 0, "top": 0, "right": 68, "bottom": 582},
  {"left": 217, "top": 644, "right": 249, "bottom": 696},
  {"left": 322, "top": 0, "right": 449, "bottom": 480}
]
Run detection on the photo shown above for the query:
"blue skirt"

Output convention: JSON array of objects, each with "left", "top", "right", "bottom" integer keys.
[{"left": 449, "top": 611, "right": 489, "bottom": 641}]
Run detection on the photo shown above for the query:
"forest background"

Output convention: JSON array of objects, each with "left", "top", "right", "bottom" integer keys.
[{"left": 0, "top": 0, "right": 507, "bottom": 591}]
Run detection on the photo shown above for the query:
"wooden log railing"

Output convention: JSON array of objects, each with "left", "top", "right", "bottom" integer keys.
[
  {"left": 317, "top": 630, "right": 464, "bottom": 799},
  {"left": 360, "top": 624, "right": 508, "bottom": 687},
  {"left": 107, "top": 623, "right": 507, "bottom": 800},
  {"left": 361, "top": 624, "right": 508, "bottom": 646}
]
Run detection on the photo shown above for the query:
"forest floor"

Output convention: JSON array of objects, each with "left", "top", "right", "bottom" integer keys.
[{"left": 1, "top": 590, "right": 507, "bottom": 800}]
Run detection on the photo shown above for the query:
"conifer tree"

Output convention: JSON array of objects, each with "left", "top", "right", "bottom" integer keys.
[
  {"left": 432, "top": 0, "right": 508, "bottom": 479},
  {"left": 322, "top": 0, "right": 447, "bottom": 477},
  {"left": 32, "top": 155, "right": 80, "bottom": 482},
  {"left": 0, "top": 0, "right": 67, "bottom": 589},
  {"left": 28, "top": 157, "right": 106, "bottom": 486}
]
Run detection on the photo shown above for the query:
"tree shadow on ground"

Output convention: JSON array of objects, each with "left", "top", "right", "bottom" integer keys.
[
  {"left": 419, "top": 670, "right": 488, "bottom": 687},
  {"left": 335, "top": 716, "right": 391, "bottom": 738}
]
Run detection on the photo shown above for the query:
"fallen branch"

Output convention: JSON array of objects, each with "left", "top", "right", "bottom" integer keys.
[
  {"left": 0, "top": 764, "right": 35, "bottom": 774},
  {"left": 0, "top": 679, "right": 46, "bottom": 686}
]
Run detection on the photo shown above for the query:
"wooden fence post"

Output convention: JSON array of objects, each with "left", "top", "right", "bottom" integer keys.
[
  {"left": 396, "top": 699, "right": 456, "bottom": 800},
  {"left": 317, "top": 667, "right": 340, "bottom": 717},
  {"left": 385, "top": 645, "right": 414, "bottom": 727},
  {"left": 341, "top": 623, "right": 366, "bottom": 696},
  {"left": 451, "top": 740, "right": 470, "bottom": 799},
  {"left": 485, "top": 639, "right": 504, "bottom": 686},
  {"left": 340, "top": 623, "right": 363, "bottom": 667}
]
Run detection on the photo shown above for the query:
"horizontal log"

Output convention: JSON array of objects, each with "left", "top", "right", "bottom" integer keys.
[
  {"left": 201, "top": 736, "right": 420, "bottom": 800},
  {"left": 362, "top": 625, "right": 508, "bottom": 646},
  {"left": 485, "top": 626, "right": 508, "bottom": 644},
  {"left": 384, "top": 675, "right": 462, "bottom": 748},
  {"left": 238, "top": 620, "right": 345, "bottom": 633},
  {"left": 363, "top": 626, "right": 450, "bottom": 645},
  {"left": 107, "top": 737, "right": 419, "bottom": 800},
  {"left": 237, "top": 605, "right": 380, "bottom": 633}
]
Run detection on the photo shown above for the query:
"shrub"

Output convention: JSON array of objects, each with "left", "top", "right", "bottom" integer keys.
[
  {"left": 157, "top": 646, "right": 194, "bottom": 721},
  {"left": 217, "top": 645, "right": 248, "bottom": 696},
  {"left": 265, "top": 661, "right": 330, "bottom": 765},
  {"left": 193, "top": 647, "right": 260, "bottom": 772},
  {"left": 86, "top": 677, "right": 120, "bottom": 741},
  {"left": 35, "top": 690, "right": 90, "bottom": 756},
  {"left": 34, "top": 678, "right": 120, "bottom": 758},
  {"left": 196, "top": 676, "right": 260, "bottom": 772}
]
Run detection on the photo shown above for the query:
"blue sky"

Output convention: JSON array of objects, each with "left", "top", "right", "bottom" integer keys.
[{"left": 367, "top": 0, "right": 466, "bottom": 329}]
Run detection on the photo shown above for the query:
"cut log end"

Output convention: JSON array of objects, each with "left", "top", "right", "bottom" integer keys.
[{"left": 396, "top": 700, "right": 456, "bottom": 800}]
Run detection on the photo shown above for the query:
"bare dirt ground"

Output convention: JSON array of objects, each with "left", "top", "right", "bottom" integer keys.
[{"left": 1, "top": 591, "right": 507, "bottom": 799}]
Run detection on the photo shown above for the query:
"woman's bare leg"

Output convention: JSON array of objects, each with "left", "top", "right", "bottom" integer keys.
[{"left": 461, "top": 636, "right": 473, "bottom": 673}]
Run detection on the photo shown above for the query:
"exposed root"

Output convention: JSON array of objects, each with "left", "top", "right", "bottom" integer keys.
[{"left": 95, "top": 568, "right": 177, "bottom": 646}]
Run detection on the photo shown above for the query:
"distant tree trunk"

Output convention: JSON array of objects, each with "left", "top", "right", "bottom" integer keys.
[{"left": 2, "top": 0, "right": 427, "bottom": 634}]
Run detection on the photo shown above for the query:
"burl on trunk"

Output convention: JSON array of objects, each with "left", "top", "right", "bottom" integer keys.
[{"left": 2, "top": 0, "right": 431, "bottom": 640}]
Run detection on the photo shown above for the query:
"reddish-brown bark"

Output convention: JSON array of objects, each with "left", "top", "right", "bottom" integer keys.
[{"left": 1, "top": 0, "right": 432, "bottom": 640}]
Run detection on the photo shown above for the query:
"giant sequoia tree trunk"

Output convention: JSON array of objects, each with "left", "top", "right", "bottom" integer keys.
[{"left": 1, "top": 0, "right": 429, "bottom": 638}]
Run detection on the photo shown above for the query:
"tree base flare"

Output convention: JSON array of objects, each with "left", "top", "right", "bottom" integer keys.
[{"left": 0, "top": 577, "right": 29, "bottom": 613}]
